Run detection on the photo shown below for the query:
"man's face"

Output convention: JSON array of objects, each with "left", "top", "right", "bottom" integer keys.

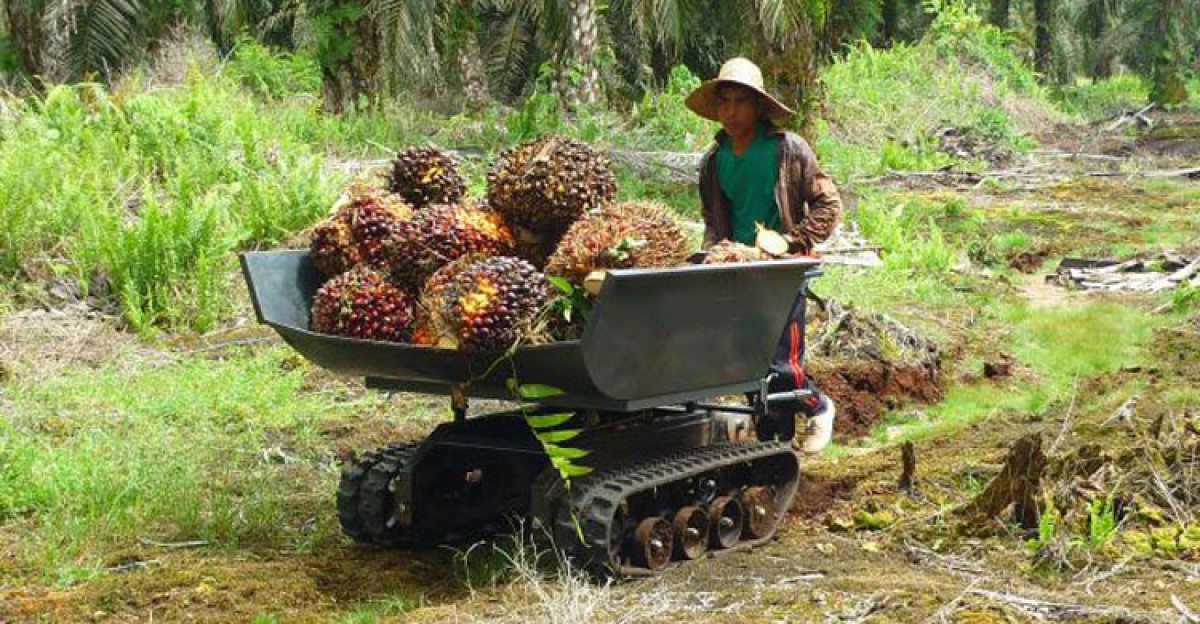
[{"left": 716, "top": 83, "right": 761, "bottom": 140}]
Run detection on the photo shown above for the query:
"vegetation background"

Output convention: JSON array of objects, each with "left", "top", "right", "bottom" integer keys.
[{"left": 0, "top": 0, "right": 1198, "bottom": 621}]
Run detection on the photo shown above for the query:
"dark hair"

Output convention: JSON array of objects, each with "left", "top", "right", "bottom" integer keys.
[{"left": 714, "top": 82, "right": 767, "bottom": 120}]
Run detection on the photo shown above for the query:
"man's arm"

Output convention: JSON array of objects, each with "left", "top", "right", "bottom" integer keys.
[
  {"left": 786, "top": 138, "right": 841, "bottom": 253},
  {"left": 697, "top": 147, "right": 728, "bottom": 247}
]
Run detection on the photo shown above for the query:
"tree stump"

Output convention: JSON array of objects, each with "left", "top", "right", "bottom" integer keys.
[
  {"left": 962, "top": 433, "right": 1047, "bottom": 530},
  {"left": 899, "top": 441, "right": 916, "bottom": 492}
]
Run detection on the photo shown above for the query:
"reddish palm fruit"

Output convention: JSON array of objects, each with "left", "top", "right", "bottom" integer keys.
[
  {"left": 546, "top": 200, "right": 691, "bottom": 284},
  {"left": 384, "top": 202, "right": 515, "bottom": 291},
  {"left": 310, "top": 267, "right": 413, "bottom": 342},
  {"left": 310, "top": 183, "right": 413, "bottom": 278},
  {"left": 388, "top": 146, "right": 466, "bottom": 209},
  {"left": 485, "top": 135, "right": 617, "bottom": 231}
]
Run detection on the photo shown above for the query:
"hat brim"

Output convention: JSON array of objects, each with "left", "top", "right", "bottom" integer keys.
[{"left": 684, "top": 79, "right": 795, "bottom": 122}]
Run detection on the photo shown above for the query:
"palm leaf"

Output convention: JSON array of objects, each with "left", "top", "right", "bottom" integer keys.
[{"left": 43, "top": 0, "right": 145, "bottom": 81}]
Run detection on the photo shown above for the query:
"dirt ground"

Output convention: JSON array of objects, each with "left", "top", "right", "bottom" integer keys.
[{"left": 2, "top": 116, "right": 1199, "bottom": 623}]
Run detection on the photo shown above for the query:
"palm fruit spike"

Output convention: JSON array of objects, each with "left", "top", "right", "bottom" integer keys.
[
  {"left": 309, "top": 183, "right": 413, "bottom": 278},
  {"left": 425, "top": 256, "right": 551, "bottom": 353},
  {"left": 311, "top": 267, "right": 414, "bottom": 342},
  {"left": 415, "top": 255, "right": 482, "bottom": 349},
  {"left": 702, "top": 240, "right": 769, "bottom": 264},
  {"left": 546, "top": 200, "right": 692, "bottom": 284},
  {"left": 485, "top": 135, "right": 617, "bottom": 231},
  {"left": 388, "top": 146, "right": 466, "bottom": 209},
  {"left": 384, "top": 202, "right": 516, "bottom": 291},
  {"left": 309, "top": 219, "right": 362, "bottom": 277}
]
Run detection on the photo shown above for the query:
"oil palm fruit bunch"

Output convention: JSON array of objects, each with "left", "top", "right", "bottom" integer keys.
[
  {"left": 420, "top": 256, "right": 551, "bottom": 353},
  {"left": 546, "top": 201, "right": 691, "bottom": 283},
  {"left": 485, "top": 135, "right": 617, "bottom": 231},
  {"left": 384, "top": 202, "right": 515, "bottom": 291},
  {"left": 311, "top": 267, "right": 413, "bottom": 342},
  {"left": 388, "top": 146, "right": 466, "bottom": 209},
  {"left": 411, "top": 255, "right": 482, "bottom": 348},
  {"left": 310, "top": 183, "right": 414, "bottom": 278},
  {"left": 702, "top": 240, "right": 769, "bottom": 264}
]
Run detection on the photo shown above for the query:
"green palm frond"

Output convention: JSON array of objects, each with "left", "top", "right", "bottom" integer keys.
[
  {"left": 483, "top": 6, "right": 536, "bottom": 96},
  {"left": 43, "top": 0, "right": 146, "bottom": 80}
]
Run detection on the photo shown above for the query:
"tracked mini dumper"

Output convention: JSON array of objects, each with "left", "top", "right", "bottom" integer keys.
[{"left": 240, "top": 250, "right": 821, "bottom": 576}]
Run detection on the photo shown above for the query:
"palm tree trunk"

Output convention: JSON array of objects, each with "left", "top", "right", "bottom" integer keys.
[
  {"left": 4, "top": 1, "right": 46, "bottom": 77},
  {"left": 1150, "top": 0, "right": 1188, "bottom": 106},
  {"left": 568, "top": 0, "right": 600, "bottom": 105},
  {"left": 457, "top": 30, "right": 489, "bottom": 109},
  {"left": 882, "top": 0, "right": 899, "bottom": 44},
  {"left": 988, "top": 0, "right": 1010, "bottom": 29},
  {"left": 321, "top": 10, "right": 382, "bottom": 114},
  {"left": 1033, "top": 0, "right": 1053, "bottom": 80}
]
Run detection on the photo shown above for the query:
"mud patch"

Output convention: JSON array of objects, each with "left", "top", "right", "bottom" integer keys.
[
  {"left": 805, "top": 299, "right": 946, "bottom": 438},
  {"left": 791, "top": 474, "right": 857, "bottom": 517},
  {"left": 810, "top": 360, "right": 943, "bottom": 438}
]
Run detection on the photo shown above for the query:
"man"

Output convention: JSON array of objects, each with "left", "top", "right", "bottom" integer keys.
[{"left": 685, "top": 57, "right": 840, "bottom": 453}]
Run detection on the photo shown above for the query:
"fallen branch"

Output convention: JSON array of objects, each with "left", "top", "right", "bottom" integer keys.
[
  {"left": 1049, "top": 377, "right": 1080, "bottom": 455},
  {"left": 138, "top": 538, "right": 209, "bottom": 549},
  {"left": 930, "top": 581, "right": 979, "bottom": 624},
  {"left": 1081, "top": 558, "right": 1131, "bottom": 596},
  {"left": 1173, "top": 595, "right": 1200, "bottom": 624},
  {"left": 1104, "top": 103, "right": 1155, "bottom": 133},
  {"left": 966, "top": 588, "right": 1161, "bottom": 622}
]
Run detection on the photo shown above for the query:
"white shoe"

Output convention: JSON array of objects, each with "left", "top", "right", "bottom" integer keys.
[{"left": 798, "top": 398, "right": 835, "bottom": 454}]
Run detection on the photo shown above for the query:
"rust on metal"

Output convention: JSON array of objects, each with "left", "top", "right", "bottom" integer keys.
[
  {"left": 742, "top": 486, "right": 778, "bottom": 539},
  {"left": 672, "top": 506, "right": 709, "bottom": 560},
  {"left": 708, "top": 495, "right": 743, "bottom": 549},
  {"left": 633, "top": 516, "right": 674, "bottom": 570}
]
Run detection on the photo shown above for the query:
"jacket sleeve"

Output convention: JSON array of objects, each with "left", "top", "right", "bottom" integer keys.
[
  {"left": 787, "top": 138, "right": 842, "bottom": 253},
  {"left": 697, "top": 146, "right": 725, "bottom": 247}
]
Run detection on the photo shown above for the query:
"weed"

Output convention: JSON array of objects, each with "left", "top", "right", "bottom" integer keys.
[
  {"left": 336, "top": 595, "right": 421, "bottom": 624},
  {"left": 1169, "top": 283, "right": 1200, "bottom": 314},
  {"left": 0, "top": 346, "right": 389, "bottom": 580},
  {"left": 223, "top": 37, "right": 322, "bottom": 100},
  {"left": 1056, "top": 74, "right": 1149, "bottom": 120},
  {"left": 1087, "top": 496, "right": 1119, "bottom": 548}
]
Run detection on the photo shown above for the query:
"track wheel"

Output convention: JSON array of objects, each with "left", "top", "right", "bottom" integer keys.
[
  {"left": 672, "top": 506, "right": 709, "bottom": 560},
  {"left": 633, "top": 517, "right": 674, "bottom": 571},
  {"left": 708, "top": 496, "right": 743, "bottom": 549},
  {"left": 336, "top": 451, "right": 382, "bottom": 542},
  {"left": 742, "top": 486, "right": 779, "bottom": 539}
]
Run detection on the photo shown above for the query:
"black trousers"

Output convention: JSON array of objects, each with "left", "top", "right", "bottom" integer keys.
[{"left": 755, "top": 287, "right": 825, "bottom": 442}]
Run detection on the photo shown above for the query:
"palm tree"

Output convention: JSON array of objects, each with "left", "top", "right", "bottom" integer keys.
[
  {"left": 1033, "top": 0, "right": 1053, "bottom": 80},
  {"left": 1146, "top": 0, "right": 1188, "bottom": 105},
  {"left": 988, "top": 0, "right": 1009, "bottom": 29},
  {"left": 3, "top": 0, "right": 46, "bottom": 76},
  {"left": 567, "top": 0, "right": 599, "bottom": 104}
]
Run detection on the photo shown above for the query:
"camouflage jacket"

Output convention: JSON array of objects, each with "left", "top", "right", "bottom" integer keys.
[{"left": 698, "top": 124, "right": 842, "bottom": 253}]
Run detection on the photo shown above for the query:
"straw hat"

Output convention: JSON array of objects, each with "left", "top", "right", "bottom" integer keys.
[{"left": 684, "top": 57, "right": 794, "bottom": 122}]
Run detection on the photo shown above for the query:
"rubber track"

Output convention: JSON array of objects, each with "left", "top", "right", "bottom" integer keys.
[
  {"left": 555, "top": 441, "right": 797, "bottom": 576},
  {"left": 337, "top": 442, "right": 420, "bottom": 545}
]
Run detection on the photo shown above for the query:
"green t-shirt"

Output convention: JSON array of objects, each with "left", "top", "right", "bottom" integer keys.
[{"left": 716, "top": 122, "right": 780, "bottom": 245}]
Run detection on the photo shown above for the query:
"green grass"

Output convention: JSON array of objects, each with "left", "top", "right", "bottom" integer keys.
[
  {"left": 336, "top": 595, "right": 422, "bottom": 623},
  {"left": 1055, "top": 74, "right": 1150, "bottom": 119},
  {"left": 883, "top": 300, "right": 1167, "bottom": 442},
  {"left": 816, "top": 11, "right": 1050, "bottom": 181},
  {"left": 0, "top": 346, "right": 395, "bottom": 584}
]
